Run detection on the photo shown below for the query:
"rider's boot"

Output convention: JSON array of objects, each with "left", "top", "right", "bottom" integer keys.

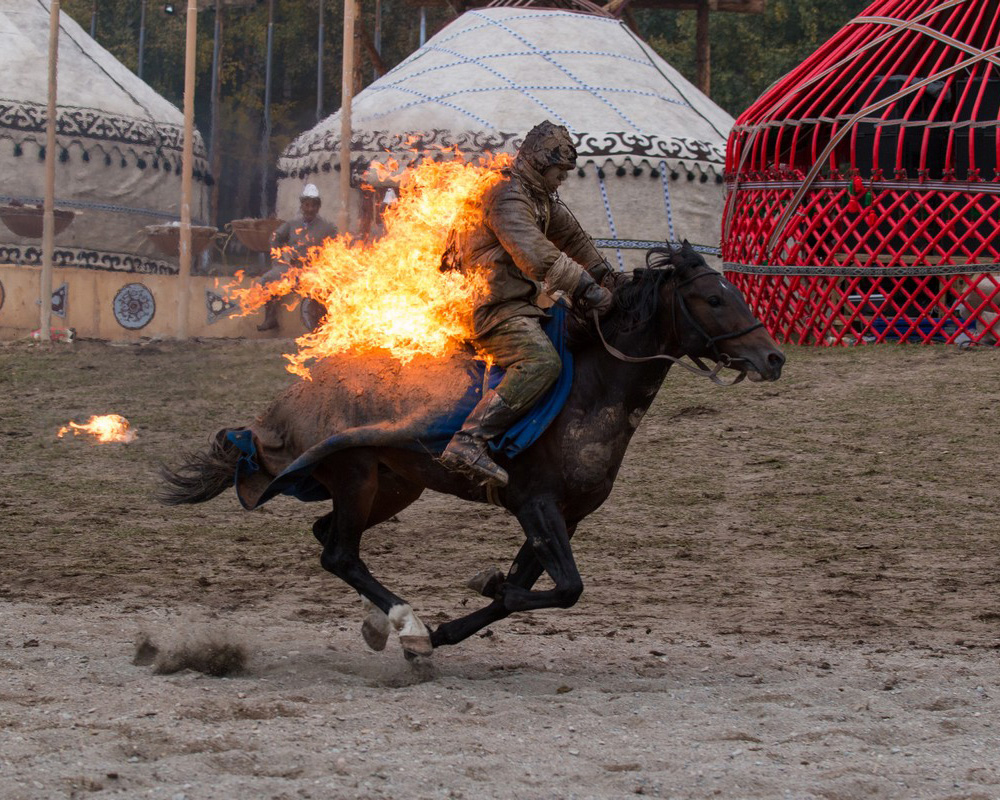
[
  {"left": 256, "top": 298, "right": 280, "bottom": 332},
  {"left": 440, "top": 389, "right": 518, "bottom": 487}
]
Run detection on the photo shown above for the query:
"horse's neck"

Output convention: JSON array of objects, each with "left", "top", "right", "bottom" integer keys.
[{"left": 572, "top": 319, "right": 675, "bottom": 412}]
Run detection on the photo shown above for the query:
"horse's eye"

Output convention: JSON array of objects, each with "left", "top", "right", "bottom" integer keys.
[{"left": 707, "top": 296, "right": 722, "bottom": 307}]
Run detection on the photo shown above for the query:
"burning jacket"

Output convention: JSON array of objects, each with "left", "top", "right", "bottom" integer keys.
[{"left": 444, "top": 161, "right": 609, "bottom": 337}]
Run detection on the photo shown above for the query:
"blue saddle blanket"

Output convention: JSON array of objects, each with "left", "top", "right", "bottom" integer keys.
[{"left": 228, "top": 304, "right": 572, "bottom": 506}]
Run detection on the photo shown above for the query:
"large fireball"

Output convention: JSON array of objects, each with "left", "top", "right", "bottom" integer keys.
[{"left": 229, "top": 151, "right": 511, "bottom": 379}]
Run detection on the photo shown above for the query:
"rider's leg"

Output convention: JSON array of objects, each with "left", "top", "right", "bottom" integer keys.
[{"left": 440, "top": 315, "right": 561, "bottom": 487}]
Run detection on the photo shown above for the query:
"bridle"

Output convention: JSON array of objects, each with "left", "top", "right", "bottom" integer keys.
[{"left": 591, "top": 268, "right": 764, "bottom": 386}]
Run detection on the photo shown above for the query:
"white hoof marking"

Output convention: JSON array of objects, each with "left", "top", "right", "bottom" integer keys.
[{"left": 388, "top": 604, "right": 433, "bottom": 656}]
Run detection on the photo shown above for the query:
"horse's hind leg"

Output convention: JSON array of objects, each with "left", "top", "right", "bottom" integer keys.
[{"left": 312, "top": 455, "right": 432, "bottom": 657}]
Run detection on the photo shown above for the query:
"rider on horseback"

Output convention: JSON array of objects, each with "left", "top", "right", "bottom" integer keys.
[{"left": 439, "top": 120, "right": 619, "bottom": 488}]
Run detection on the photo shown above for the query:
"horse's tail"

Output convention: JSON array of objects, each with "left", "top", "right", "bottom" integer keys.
[{"left": 158, "top": 429, "right": 240, "bottom": 506}]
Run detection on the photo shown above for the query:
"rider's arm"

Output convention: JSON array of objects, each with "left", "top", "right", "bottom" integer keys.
[
  {"left": 486, "top": 187, "right": 585, "bottom": 295},
  {"left": 547, "top": 199, "right": 613, "bottom": 285}
]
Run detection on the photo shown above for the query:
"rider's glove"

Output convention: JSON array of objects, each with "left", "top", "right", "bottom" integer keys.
[
  {"left": 572, "top": 271, "right": 614, "bottom": 317},
  {"left": 600, "top": 269, "right": 631, "bottom": 291}
]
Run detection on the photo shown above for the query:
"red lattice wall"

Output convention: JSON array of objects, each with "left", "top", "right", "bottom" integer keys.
[{"left": 723, "top": 0, "right": 1000, "bottom": 345}]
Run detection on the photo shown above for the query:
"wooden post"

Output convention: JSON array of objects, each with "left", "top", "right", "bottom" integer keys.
[
  {"left": 177, "top": 0, "right": 198, "bottom": 340},
  {"left": 339, "top": 0, "right": 358, "bottom": 233},
  {"left": 259, "top": 0, "right": 274, "bottom": 217},
  {"left": 40, "top": 0, "right": 60, "bottom": 343},
  {"left": 138, "top": 0, "right": 147, "bottom": 80},
  {"left": 317, "top": 0, "right": 325, "bottom": 121},
  {"left": 209, "top": 0, "right": 223, "bottom": 226},
  {"left": 695, "top": 0, "right": 711, "bottom": 96}
]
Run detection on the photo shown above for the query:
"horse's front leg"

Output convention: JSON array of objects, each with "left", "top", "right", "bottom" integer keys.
[
  {"left": 431, "top": 499, "right": 579, "bottom": 648},
  {"left": 502, "top": 495, "right": 583, "bottom": 611}
]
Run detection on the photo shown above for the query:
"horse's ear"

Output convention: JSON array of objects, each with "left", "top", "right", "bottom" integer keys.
[{"left": 681, "top": 239, "right": 694, "bottom": 254}]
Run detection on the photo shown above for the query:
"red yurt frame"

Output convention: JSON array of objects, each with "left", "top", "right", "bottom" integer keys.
[{"left": 722, "top": 0, "right": 1000, "bottom": 345}]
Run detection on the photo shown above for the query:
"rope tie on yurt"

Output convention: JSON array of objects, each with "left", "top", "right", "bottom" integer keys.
[
  {"left": 658, "top": 159, "right": 675, "bottom": 242},
  {"left": 596, "top": 168, "right": 625, "bottom": 271},
  {"left": 763, "top": 42, "right": 1000, "bottom": 261}
]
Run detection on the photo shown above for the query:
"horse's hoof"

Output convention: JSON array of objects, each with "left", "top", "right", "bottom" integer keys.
[
  {"left": 467, "top": 566, "right": 505, "bottom": 598},
  {"left": 360, "top": 595, "right": 390, "bottom": 651},
  {"left": 399, "top": 634, "right": 434, "bottom": 658},
  {"left": 362, "top": 618, "right": 389, "bottom": 651}
]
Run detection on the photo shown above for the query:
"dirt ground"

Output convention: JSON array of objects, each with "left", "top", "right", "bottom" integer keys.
[{"left": 2, "top": 336, "right": 1000, "bottom": 800}]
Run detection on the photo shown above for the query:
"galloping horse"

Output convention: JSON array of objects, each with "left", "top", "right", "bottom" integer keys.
[{"left": 161, "top": 242, "right": 785, "bottom": 658}]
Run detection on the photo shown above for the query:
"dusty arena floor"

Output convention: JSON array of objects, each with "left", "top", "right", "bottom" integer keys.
[{"left": 2, "top": 336, "right": 999, "bottom": 800}]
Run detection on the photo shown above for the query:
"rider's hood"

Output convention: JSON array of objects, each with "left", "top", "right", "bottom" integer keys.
[{"left": 514, "top": 120, "right": 577, "bottom": 175}]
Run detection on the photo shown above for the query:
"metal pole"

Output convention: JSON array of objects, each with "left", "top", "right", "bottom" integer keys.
[
  {"left": 419, "top": 6, "right": 426, "bottom": 46},
  {"left": 209, "top": 0, "right": 222, "bottom": 225},
  {"left": 89, "top": 0, "right": 96, "bottom": 38},
  {"left": 41, "top": 0, "right": 61, "bottom": 342},
  {"left": 137, "top": 0, "right": 146, "bottom": 80},
  {"left": 259, "top": 0, "right": 274, "bottom": 217},
  {"left": 339, "top": 0, "right": 356, "bottom": 233},
  {"left": 316, "top": 0, "right": 324, "bottom": 121},
  {"left": 177, "top": 0, "right": 198, "bottom": 340}
]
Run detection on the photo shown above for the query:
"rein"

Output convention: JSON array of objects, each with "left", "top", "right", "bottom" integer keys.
[{"left": 590, "top": 269, "right": 763, "bottom": 386}]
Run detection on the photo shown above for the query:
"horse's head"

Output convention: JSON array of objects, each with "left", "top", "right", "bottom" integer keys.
[{"left": 644, "top": 242, "right": 785, "bottom": 381}]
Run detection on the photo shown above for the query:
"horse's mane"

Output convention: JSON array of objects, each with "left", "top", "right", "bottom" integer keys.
[{"left": 602, "top": 244, "right": 706, "bottom": 337}]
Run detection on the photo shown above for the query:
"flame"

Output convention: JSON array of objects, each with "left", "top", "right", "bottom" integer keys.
[
  {"left": 227, "top": 151, "right": 511, "bottom": 378},
  {"left": 57, "top": 414, "right": 136, "bottom": 443}
]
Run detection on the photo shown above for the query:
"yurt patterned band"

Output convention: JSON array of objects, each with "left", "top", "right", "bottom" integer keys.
[
  {"left": 597, "top": 239, "right": 721, "bottom": 255},
  {"left": 0, "top": 244, "right": 176, "bottom": 276},
  {"left": 724, "top": 263, "right": 1000, "bottom": 277},
  {"left": 278, "top": 130, "right": 725, "bottom": 181},
  {"left": 0, "top": 195, "right": 187, "bottom": 223},
  {"left": 1, "top": 100, "right": 210, "bottom": 179}
]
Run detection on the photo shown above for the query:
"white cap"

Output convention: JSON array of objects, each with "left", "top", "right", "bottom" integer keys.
[
  {"left": 383, "top": 187, "right": 398, "bottom": 205},
  {"left": 300, "top": 183, "right": 320, "bottom": 200}
]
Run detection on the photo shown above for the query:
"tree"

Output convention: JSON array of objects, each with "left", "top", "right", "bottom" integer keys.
[{"left": 640, "top": 0, "right": 871, "bottom": 117}]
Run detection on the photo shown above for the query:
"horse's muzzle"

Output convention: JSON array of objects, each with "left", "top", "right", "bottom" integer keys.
[{"left": 743, "top": 348, "right": 785, "bottom": 382}]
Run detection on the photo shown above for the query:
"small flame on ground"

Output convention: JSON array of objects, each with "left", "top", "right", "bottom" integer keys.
[
  {"left": 57, "top": 414, "right": 136, "bottom": 443},
  {"left": 227, "top": 150, "right": 512, "bottom": 379}
]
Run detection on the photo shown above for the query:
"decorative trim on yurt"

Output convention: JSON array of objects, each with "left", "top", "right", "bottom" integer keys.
[{"left": 722, "top": 0, "right": 1000, "bottom": 346}]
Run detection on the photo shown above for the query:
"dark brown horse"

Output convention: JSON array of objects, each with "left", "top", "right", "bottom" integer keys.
[{"left": 161, "top": 243, "right": 785, "bottom": 658}]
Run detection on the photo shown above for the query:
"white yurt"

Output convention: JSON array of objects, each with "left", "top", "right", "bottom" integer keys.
[
  {"left": 0, "top": 0, "right": 232, "bottom": 340},
  {"left": 276, "top": 3, "right": 733, "bottom": 271}
]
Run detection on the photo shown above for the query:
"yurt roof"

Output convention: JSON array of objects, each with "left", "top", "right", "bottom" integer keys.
[
  {"left": 729, "top": 0, "right": 1000, "bottom": 182},
  {"left": 279, "top": 7, "right": 733, "bottom": 182},
  {"left": 0, "top": 0, "right": 207, "bottom": 171}
]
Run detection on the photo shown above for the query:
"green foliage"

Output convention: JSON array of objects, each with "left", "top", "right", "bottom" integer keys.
[{"left": 641, "top": 0, "right": 871, "bottom": 117}]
